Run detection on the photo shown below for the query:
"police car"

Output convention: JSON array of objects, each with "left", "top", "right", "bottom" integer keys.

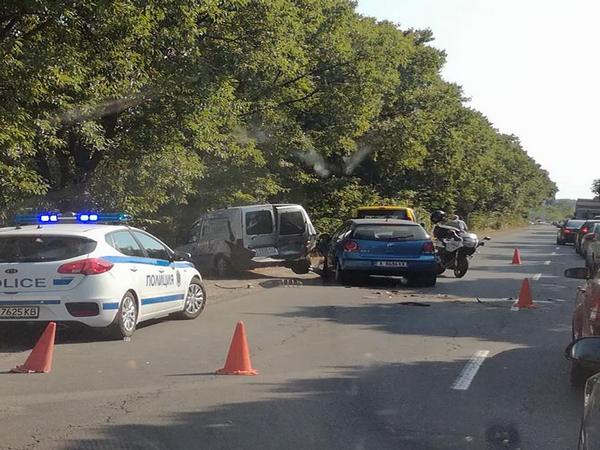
[{"left": 0, "top": 212, "right": 206, "bottom": 338}]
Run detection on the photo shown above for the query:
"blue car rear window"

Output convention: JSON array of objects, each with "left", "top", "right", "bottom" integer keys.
[{"left": 351, "top": 225, "right": 426, "bottom": 241}]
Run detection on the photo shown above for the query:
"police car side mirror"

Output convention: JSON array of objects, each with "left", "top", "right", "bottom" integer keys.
[{"left": 172, "top": 250, "right": 192, "bottom": 261}]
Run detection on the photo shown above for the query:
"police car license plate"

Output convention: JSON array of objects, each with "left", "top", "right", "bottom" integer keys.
[
  {"left": 375, "top": 261, "right": 407, "bottom": 267},
  {"left": 0, "top": 306, "right": 39, "bottom": 319},
  {"left": 254, "top": 247, "right": 278, "bottom": 257}
]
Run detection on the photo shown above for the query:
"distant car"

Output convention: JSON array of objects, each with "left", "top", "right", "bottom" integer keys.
[
  {"left": 0, "top": 212, "right": 205, "bottom": 338},
  {"left": 558, "top": 219, "right": 586, "bottom": 245},
  {"left": 565, "top": 337, "right": 600, "bottom": 448},
  {"left": 355, "top": 206, "right": 417, "bottom": 222},
  {"left": 178, "top": 204, "right": 317, "bottom": 277},
  {"left": 576, "top": 221, "right": 600, "bottom": 255},
  {"left": 319, "top": 219, "right": 437, "bottom": 286}
]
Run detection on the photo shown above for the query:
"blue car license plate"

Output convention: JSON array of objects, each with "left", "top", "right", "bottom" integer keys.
[{"left": 375, "top": 261, "right": 407, "bottom": 267}]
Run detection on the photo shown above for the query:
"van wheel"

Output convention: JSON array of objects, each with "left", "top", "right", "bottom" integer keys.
[
  {"left": 108, "top": 291, "right": 138, "bottom": 339},
  {"left": 214, "top": 256, "right": 231, "bottom": 278},
  {"left": 176, "top": 279, "right": 206, "bottom": 320},
  {"left": 290, "top": 259, "right": 311, "bottom": 274}
]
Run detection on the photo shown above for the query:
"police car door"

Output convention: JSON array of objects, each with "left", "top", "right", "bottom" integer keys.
[
  {"left": 105, "top": 230, "right": 146, "bottom": 303},
  {"left": 242, "top": 206, "right": 277, "bottom": 258},
  {"left": 131, "top": 231, "right": 181, "bottom": 316}
]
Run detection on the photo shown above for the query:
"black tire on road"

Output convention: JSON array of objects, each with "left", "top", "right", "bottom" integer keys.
[
  {"left": 290, "top": 259, "right": 311, "bottom": 275},
  {"left": 454, "top": 258, "right": 469, "bottom": 278},
  {"left": 176, "top": 279, "right": 206, "bottom": 320},
  {"left": 320, "top": 259, "right": 331, "bottom": 279},
  {"left": 108, "top": 291, "right": 138, "bottom": 339}
]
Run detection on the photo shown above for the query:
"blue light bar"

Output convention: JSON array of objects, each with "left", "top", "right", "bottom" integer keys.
[
  {"left": 14, "top": 213, "right": 60, "bottom": 225},
  {"left": 76, "top": 212, "right": 130, "bottom": 223}
]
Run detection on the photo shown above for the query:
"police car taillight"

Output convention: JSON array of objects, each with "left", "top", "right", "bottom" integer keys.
[{"left": 58, "top": 258, "right": 113, "bottom": 275}]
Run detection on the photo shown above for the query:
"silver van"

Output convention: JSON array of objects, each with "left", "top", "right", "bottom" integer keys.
[{"left": 178, "top": 204, "right": 317, "bottom": 277}]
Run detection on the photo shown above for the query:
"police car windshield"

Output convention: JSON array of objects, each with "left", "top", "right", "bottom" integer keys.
[{"left": 0, "top": 236, "right": 97, "bottom": 263}]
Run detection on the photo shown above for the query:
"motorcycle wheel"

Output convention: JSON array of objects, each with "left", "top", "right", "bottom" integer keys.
[{"left": 454, "top": 258, "right": 469, "bottom": 278}]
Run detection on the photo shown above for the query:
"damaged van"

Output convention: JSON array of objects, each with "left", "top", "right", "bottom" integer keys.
[{"left": 178, "top": 204, "right": 317, "bottom": 277}]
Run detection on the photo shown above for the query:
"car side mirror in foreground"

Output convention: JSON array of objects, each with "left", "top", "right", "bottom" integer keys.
[
  {"left": 564, "top": 267, "right": 590, "bottom": 280},
  {"left": 565, "top": 338, "right": 600, "bottom": 369}
]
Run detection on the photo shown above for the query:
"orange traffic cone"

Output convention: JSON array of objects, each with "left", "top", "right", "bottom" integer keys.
[
  {"left": 217, "top": 321, "right": 258, "bottom": 375},
  {"left": 512, "top": 248, "right": 522, "bottom": 265},
  {"left": 513, "top": 279, "right": 536, "bottom": 309},
  {"left": 11, "top": 322, "right": 56, "bottom": 373}
]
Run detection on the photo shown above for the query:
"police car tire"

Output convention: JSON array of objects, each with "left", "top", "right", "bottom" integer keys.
[
  {"left": 176, "top": 279, "right": 206, "bottom": 320},
  {"left": 109, "top": 291, "right": 138, "bottom": 339}
]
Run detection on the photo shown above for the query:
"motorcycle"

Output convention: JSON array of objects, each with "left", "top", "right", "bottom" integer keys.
[{"left": 433, "top": 225, "right": 490, "bottom": 278}]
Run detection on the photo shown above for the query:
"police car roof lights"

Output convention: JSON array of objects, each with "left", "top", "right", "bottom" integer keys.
[
  {"left": 14, "top": 212, "right": 131, "bottom": 225},
  {"left": 75, "top": 212, "right": 130, "bottom": 223},
  {"left": 14, "top": 213, "right": 60, "bottom": 225}
]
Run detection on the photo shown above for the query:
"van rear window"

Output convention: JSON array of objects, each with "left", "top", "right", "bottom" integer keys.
[
  {"left": 351, "top": 224, "right": 426, "bottom": 241},
  {"left": 280, "top": 211, "right": 305, "bottom": 235},
  {"left": 0, "top": 236, "right": 97, "bottom": 262},
  {"left": 357, "top": 210, "right": 409, "bottom": 220}
]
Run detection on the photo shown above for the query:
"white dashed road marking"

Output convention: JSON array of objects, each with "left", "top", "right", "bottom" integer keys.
[
  {"left": 451, "top": 350, "right": 490, "bottom": 391},
  {"left": 551, "top": 252, "right": 557, "bottom": 256},
  {"left": 532, "top": 273, "right": 542, "bottom": 281},
  {"left": 555, "top": 246, "right": 560, "bottom": 250},
  {"left": 544, "top": 260, "right": 551, "bottom": 265}
]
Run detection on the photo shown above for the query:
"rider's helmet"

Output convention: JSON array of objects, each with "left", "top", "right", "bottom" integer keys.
[{"left": 430, "top": 210, "right": 446, "bottom": 224}]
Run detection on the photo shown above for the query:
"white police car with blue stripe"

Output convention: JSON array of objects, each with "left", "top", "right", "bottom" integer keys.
[{"left": 0, "top": 212, "right": 206, "bottom": 338}]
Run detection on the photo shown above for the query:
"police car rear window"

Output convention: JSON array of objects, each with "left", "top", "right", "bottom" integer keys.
[{"left": 0, "top": 236, "right": 97, "bottom": 262}]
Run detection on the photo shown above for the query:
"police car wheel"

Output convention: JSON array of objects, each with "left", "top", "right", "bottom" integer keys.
[
  {"left": 177, "top": 279, "right": 206, "bottom": 320},
  {"left": 109, "top": 291, "right": 138, "bottom": 339}
]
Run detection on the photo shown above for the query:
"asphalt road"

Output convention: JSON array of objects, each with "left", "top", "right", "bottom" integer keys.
[{"left": 0, "top": 225, "right": 587, "bottom": 450}]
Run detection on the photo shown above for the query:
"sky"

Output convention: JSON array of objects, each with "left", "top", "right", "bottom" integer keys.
[{"left": 356, "top": 0, "right": 599, "bottom": 199}]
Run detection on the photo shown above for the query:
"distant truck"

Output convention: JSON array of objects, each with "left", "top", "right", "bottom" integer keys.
[{"left": 575, "top": 199, "right": 600, "bottom": 220}]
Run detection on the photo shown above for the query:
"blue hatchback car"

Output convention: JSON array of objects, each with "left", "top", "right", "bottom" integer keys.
[{"left": 320, "top": 219, "right": 437, "bottom": 286}]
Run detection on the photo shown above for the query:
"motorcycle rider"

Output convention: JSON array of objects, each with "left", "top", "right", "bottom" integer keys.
[
  {"left": 446, "top": 214, "right": 468, "bottom": 232},
  {"left": 431, "top": 210, "right": 462, "bottom": 240}
]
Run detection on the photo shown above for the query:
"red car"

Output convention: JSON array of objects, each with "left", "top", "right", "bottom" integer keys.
[
  {"left": 568, "top": 267, "right": 600, "bottom": 385},
  {"left": 557, "top": 219, "right": 586, "bottom": 245}
]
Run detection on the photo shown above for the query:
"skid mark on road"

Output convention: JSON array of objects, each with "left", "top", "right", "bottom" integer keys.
[{"left": 451, "top": 350, "right": 490, "bottom": 390}]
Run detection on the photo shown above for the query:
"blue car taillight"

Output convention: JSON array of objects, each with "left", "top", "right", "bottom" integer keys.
[
  {"left": 343, "top": 240, "right": 359, "bottom": 252},
  {"left": 422, "top": 241, "right": 434, "bottom": 254}
]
